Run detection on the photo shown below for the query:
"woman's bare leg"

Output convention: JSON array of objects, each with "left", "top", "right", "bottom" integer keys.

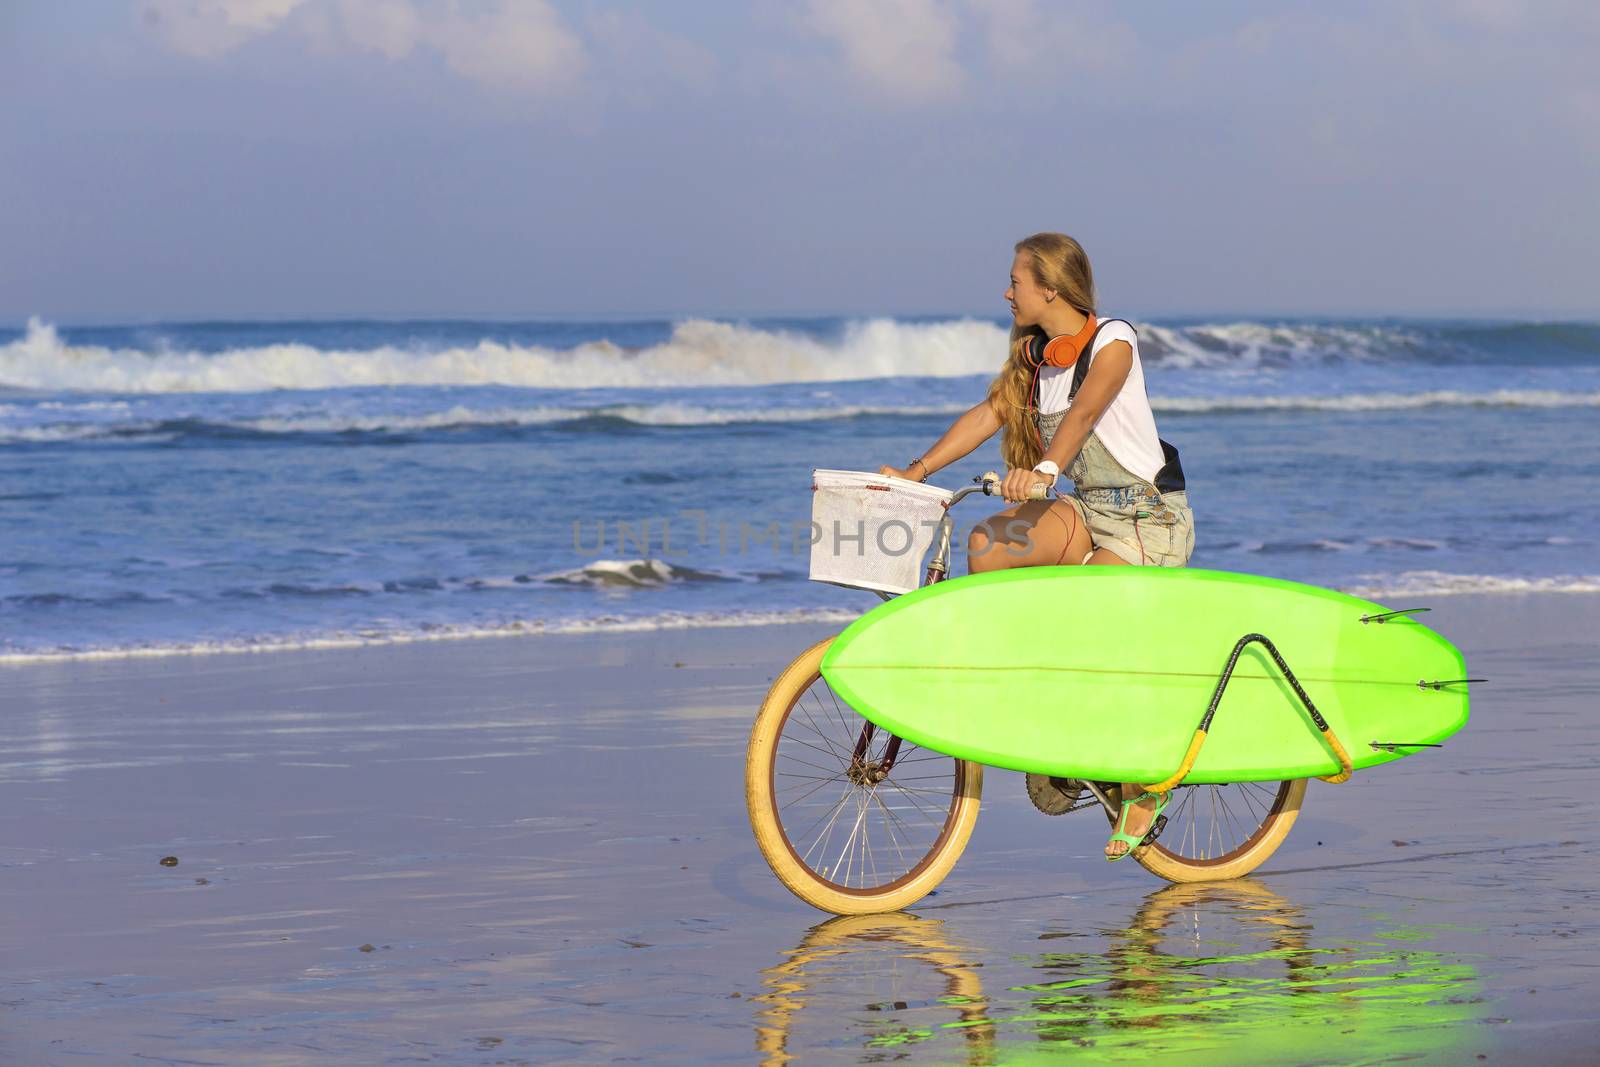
[
  {"left": 967, "top": 499, "right": 1093, "bottom": 574},
  {"left": 1084, "top": 550, "right": 1163, "bottom": 858}
]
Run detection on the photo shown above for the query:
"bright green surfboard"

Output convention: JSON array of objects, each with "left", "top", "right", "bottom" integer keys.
[{"left": 819, "top": 567, "right": 1470, "bottom": 784}]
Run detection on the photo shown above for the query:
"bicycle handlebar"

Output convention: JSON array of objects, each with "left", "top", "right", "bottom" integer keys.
[{"left": 978, "top": 470, "right": 1051, "bottom": 501}]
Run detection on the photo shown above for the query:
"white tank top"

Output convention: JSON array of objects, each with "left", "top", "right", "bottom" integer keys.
[{"left": 1035, "top": 318, "right": 1165, "bottom": 483}]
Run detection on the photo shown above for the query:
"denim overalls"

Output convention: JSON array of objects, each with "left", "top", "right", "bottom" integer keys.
[{"left": 1036, "top": 408, "right": 1194, "bottom": 568}]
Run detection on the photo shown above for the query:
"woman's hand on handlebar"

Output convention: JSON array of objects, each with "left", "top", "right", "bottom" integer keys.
[
  {"left": 1000, "top": 467, "right": 1053, "bottom": 503},
  {"left": 878, "top": 463, "right": 926, "bottom": 483}
]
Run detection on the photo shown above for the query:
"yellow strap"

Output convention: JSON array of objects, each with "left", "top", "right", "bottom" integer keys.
[
  {"left": 1144, "top": 723, "right": 1355, "bottom": 792},
  {"left": 1143, "top": 729, "right": 1206, "bottom": 794},
  {"left": 1316, "top": 729, "right": 1354, "bottom": 784}
]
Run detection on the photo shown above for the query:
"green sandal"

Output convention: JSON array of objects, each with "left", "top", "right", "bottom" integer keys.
[{"left": 1105, "top": 790, "right": 1170, "bottom": 862}]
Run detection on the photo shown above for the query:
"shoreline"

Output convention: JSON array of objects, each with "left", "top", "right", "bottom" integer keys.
[{"left": 6, "top": 577, "right": 1598, "bottom": 668}]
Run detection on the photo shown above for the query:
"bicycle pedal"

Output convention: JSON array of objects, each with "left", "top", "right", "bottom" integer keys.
[
  {"left": 1141, "top": 814, "right": 1168, "bottom": 846},
  {"left": 1026, "top": 774, "right": 1084, "bottom": 816}
]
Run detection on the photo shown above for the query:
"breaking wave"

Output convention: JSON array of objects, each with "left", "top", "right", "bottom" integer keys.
[
  {"left": 0, "top": 317, "right": 1006, "bottom": 393},
  {"left": 5, "top": 315, "right": 1597, "bottom": 394}
]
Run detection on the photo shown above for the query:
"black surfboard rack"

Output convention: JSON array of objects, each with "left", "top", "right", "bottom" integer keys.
[
  {"left": 1144, "top": 632, "right": 1355, "bottom": 792},
  {"left": 1144, "top": 626, "right": 1481, "bottom": 792}
]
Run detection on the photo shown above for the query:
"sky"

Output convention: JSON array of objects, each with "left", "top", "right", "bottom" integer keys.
[{"left": 2, "top": 0, "right": 1598, "bottom": 322}]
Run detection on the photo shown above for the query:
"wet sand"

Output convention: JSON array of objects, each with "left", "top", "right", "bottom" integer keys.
[{"left": 3, "top": 594, "right": 1598, "bottom": 1064}]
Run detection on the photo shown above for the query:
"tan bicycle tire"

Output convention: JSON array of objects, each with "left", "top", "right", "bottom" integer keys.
[
  {"left": 1111, "top": 778, "right": 1307, "bottom": 883},
  {"left": 746, "top": 635, "right": 983, "bottom": 915}
]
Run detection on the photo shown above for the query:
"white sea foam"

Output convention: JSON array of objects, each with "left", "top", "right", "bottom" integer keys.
[
  {"left": 0, "top": 317, "right": 1009, "bottom": 393},
  {"left": 1240, "top": 536, "right": 1449, "bottom": 555},
  {"left": 6, "top": 315, "right": 1537, "bottom": 395},
  {"left": 1153, "top": 390, "right": 1600, "bottom": 413},
  {"left": 1340, "top": 571, "right": 1600, "bottom": 598},
  {"left": 1138, "top": 321, "right": 1419, "bottom": 369},
  {"left": 0, "top": 422, "right": 167, "bottom": 443},
  {"left": 534, "top": 559, "right": 769, "bottom": 586},
  {"left": 6, "top": 387, "right": 1594, "bottom": 442},
  {"left": 0, "top": 606, "right": 862, "bottom": 665},
  {"left": 0, "top": 401, "right": 971, "bottom": 441},
  {"left": 238, "top": 401, "right": 968, "bottom": 434}
]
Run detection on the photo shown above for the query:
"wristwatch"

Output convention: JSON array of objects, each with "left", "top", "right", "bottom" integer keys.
[{"left": 1032, "top": 460, "right": 1060, "bottom": 488}]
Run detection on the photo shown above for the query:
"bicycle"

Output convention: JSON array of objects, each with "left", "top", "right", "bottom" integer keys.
[{"left": 746, "top": 472, "right": 1307, "bottom": 915}]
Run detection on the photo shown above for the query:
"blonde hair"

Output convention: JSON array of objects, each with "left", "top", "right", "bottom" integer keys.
[{"left": 985, "top": 233, "right": 1097, "bottom": 469}]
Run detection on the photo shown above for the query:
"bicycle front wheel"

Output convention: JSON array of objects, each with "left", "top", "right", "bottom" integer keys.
[{"left": 746, "top": 636, "right": 982, "bottom": 915}]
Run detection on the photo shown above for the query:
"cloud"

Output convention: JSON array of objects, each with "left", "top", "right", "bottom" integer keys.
[
  {"left": 966, "top": 0, "right": 1137, "bottom": 80},
  {"left": 145, "top": 0, "right": 587, "bottom": 95},
  {"left": 587, "top": 9, "right": 718, "bottom": 99},
  {"left": 145, "top": 0, "right": 310, "bottom": 58},
  {"left": 427, "top": 2, "right": 586, "bottom": 94},
  {"left": 332, "top": 0, "right": 421, "bottom": 60},
  {"left": 803, "top": 0, "right": 965, "bottom": 104}
]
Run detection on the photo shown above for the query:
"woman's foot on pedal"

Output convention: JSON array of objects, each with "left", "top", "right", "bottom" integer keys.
[{"left": 1105, "top": 789, "right": 1167, "bottom": 861}]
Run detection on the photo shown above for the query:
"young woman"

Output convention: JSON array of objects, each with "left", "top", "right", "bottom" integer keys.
[{"left": 879, "top": 232, "right": 1194, "bottom": 860}]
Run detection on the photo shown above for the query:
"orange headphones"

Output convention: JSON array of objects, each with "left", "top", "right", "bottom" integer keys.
[{"left": 1024, "top": 314, "right": 1098, "bottom": 368}]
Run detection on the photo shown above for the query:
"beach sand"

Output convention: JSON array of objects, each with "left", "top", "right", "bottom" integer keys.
[{"left": 3, "top": 594, "right": 1597, "bottom": 1064}]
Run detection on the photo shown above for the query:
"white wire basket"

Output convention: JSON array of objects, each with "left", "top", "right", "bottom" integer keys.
[{"left": 809, "top": 469, "right": 953, "bottom": 594}]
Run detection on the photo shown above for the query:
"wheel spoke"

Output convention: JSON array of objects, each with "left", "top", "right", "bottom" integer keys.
[
  {"left": 1213, "top": 787, "right": 1240, "bottom": 850},
  {"left": 796, "top": 788, "right": 856, "bottom": 866},
  {"left": 794, "top": 698, "right": 850, "bottom": 762},
  {"left": 775, "top": 751, "right": 851, "bottom": 777},
  {"left": 776, "top": 770, "right": 852, "bottom": 784},
  {"left": 781, "top": 728, "right": 852, "bottom": 766},
  {"left": 870, "top": 788, "right": 914, "bottom": 868},
  {"left": 777, "top": 771, "right": 853, "bottom": 812},
  {"left": 835, "top": 795, "right": 871, "bottom": 887},
  {"left": 1207, "top": 784, "right": 1219, "bottom": 859},
  {"left": 823, "top": 686, "right": 860, "bottom": 747},
  {"left": 862, "top": 797, "right": 880, "bottom": 889},
  {"left": 879, "top": 778, "right": 952, "bottom": 827}
]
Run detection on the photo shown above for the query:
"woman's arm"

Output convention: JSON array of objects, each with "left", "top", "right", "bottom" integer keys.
[
  {"left": 999, "top": 341, "right": 1133, "bottom": 501},
  {"left": 879, "top": 400, "right": 1002, "bottom": 481}
]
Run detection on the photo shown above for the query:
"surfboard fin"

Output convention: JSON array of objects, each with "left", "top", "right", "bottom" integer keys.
[
  {"left": 1417, "top": 678, "right": 1486, "bottom": 690},
  {"left": 1360, "top": 607, "right": 1432, "bottom": 624}
]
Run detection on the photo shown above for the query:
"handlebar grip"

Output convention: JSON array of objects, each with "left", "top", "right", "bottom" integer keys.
[{"left": 980, "top": 471, "right": 1052, "bottom": 500}]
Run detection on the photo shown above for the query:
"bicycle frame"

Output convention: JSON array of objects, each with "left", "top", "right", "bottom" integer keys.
[{"left": 850, "top": 482, "right": 994, "bottom": 790}]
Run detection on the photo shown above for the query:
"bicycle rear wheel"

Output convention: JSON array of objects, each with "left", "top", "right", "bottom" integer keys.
[
  {"left": 746, "top": 636, "right": 982, "bottom": 915},
  {"left": 1111, "top": 779, "right": 1307, "bottom": 883}
]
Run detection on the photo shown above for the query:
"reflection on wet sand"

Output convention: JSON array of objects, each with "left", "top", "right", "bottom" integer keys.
[
  {"left": 755, "top": 879, "right": 1483, "bottom": 1063},
  {"left": 1017, "top": 879, "right": 1482, "bottom": 1059},
  {"left": 755, "top": 912, "right": 996, "bottom": 1065}
]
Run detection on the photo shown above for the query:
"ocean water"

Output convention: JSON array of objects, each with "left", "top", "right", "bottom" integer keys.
[{"left": 2, "top": 315, "right": 1597, "bottom": 661}]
